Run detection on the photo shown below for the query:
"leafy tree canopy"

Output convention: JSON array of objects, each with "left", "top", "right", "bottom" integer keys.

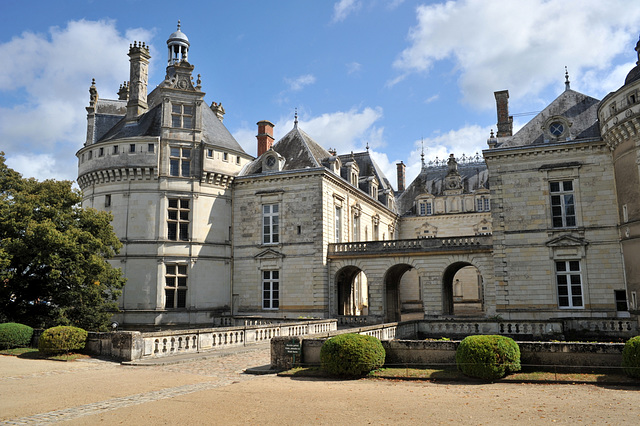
[{"left": 0, "top": 152, "right": 126, "bottom": 331}]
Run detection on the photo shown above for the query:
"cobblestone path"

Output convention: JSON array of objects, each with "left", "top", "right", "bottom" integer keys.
[{"left": 1, "top": 346, "right": 271, "bottom": 425}]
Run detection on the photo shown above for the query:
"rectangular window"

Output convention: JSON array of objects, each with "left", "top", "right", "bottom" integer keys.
[
  {"left": 98, "top": 147, "right": 104, "bottom": 157},
  {"left": 484, "top": 198, "right": 490, "bottom": 211},
  {"left": 104, "top": 194, "right": 111, "bottom": 207},
  {"left": 556, "top": 260, "right": 583, "bottom": 308},
  {"left": 148, "top": 143, "right": 154, "bottom": 153},
  {"left": 167, "top": 198, "right": 190, "bottom": 241},
  {"left": 262, "top": 270, "right": 279, "bottom": 309},
  {"left": 207, "top": 149, "right": 213, "bottom": 158},
  {"left": 169, "top": 146, "right": 191, "bottom": 177},
  {"left": 129, "top": 144, "right": 136, "bottom": 153},
  {"left": 112, "top": 145, "right": 119, "bottom": 155},
  {"left": 419, "top": 203, "right": 426, "bottom": 216},
  {"left": 353, "top": 215, "right": 360, "bottom": 242},
  {"left": 615, "top": 290, "right": 628, "bottom": 311},
  {"left": 335, "top": 206, "right": 342, "bottom": 243},
  {"left": 88, "top": 150, "right": 93, "bottom": 160},
  {"left": 262, "top": 204, "right": 279, "bottom": 244},
  {"left": 236, "top": 156, "right": 241, "bottom": 165},
  {"left": 223, "top": 152, "right": 229, "bottom": 161},
  {"left": 165, "top": 264, "right": 187, "bottom": 309},
  {"left": 171, "top": 104, "right": 193, "bottom": 129},
  {"left": 550, "top": 181, "right": 576, "bottom": 228}
]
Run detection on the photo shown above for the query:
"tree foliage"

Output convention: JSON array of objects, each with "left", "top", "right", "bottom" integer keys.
[{"left": 0, "top": 152, "right": 126, "bottom": 331}]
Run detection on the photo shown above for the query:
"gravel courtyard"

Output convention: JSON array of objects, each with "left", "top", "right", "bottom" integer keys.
[{"left": 1, "top": 347, "right": 638, "bottom": 425}]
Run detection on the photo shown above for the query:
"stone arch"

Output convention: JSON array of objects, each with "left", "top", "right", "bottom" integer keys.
[
  {"left": 383, "top": 263, "right": 414, "bottom": 322},
  {"left": 442, "top": 261, "right": 484, "bottom": 316},
  {"left": 334, "top": 265, "right": 369, "bottom": 317}
]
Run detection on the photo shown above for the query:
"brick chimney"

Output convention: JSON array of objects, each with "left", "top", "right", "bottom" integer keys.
[
  {"left": 126, "top": 41, "right": 151, "bottom": 122},
  {"left": 257, "top": 120, "right": 275, "bottom": 156},
  {"left": 494, "top": 90, "right": 513, "bottom": 137},
  {"left": 396, "top": 161, "right": 406, "bottom": 192}
]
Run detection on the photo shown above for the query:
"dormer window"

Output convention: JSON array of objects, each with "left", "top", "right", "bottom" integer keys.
[
  {"left": 476, "top": 197, "right": 490, "bottom": 212},
  {"left": 419, "top": 201, "right": 432, "bottom": 216},
  {"left": 172, "top": 104, "right": 193, "bottom": 128}
]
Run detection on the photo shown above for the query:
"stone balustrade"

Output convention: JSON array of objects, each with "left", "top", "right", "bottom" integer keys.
[
  {"left": 328, "top": 236, "right": 492, "bottom": 257},
  {"left": 85, "top": 319, "right": 338, "bottom": 362},
  {"left": 414, "top": 320, "right": 563, "bottom": 338}
]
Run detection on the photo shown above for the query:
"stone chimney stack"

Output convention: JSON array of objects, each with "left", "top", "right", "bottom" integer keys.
[
  {"left": 126, "top": 41, "right": 151, "bottom": 122},
  {"left": 396, "top": 161, "right": 406, "bottom": 192},
  {"left": 494, "top": 90, "right": 513, "bottom": 137},
  {"left": 118, "top": 81, "right": 129, "bottom": 101},
  {"left": 257, "top": 120, "right": 275, "bottom": 156}
]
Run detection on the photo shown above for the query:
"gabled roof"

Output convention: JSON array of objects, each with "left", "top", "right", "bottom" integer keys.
[
  {"left": 496, "top": 89, "right": 600, "bottom": 148},
  {"left": 241, "top": 125, "right": 331, "bottom": 175},
  {"left": 337, "top": 151, "right": 393, "bottom": 193}
]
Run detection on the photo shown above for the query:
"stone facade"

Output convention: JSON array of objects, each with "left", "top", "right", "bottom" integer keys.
[{"left": 77, "top": 26, "right": 639, "bottom": 329}]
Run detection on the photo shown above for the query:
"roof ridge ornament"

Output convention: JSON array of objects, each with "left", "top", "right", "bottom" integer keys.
[
  {"left": 294, "top": 108, "right": 298, "bottom": 128},
  {"left": 565, "top": 66, "right": 570, "bottom": 91}
]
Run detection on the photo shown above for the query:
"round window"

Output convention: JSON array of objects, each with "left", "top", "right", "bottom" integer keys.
[{"left": 549, "top": 121, "right": 564, "bottom": 136}]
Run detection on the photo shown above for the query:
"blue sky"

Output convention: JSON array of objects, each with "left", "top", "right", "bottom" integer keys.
[{"left": 1, "top": 0, "right": 639, "bottom": 187}]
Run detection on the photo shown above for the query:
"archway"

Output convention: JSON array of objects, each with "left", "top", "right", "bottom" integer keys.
[
  {"left": 442, "top": 262, "right": 484, "bottom": 316},
  {"left": 335, "top": 266, "right": 369, "bottom": 316},
  {"left": 384, "top": 264, "right": 414, "bottom": 322}
]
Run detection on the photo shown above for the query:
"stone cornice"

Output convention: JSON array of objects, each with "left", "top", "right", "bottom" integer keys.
[
  {"left": 77, "top": 166, "right": 157, "bottom": 189},
  {"left": 483, "top": 138, "right": 607, "bottom": 161}
]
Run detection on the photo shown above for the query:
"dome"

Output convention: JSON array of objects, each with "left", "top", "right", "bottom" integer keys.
[
  {"left": 624, "top": 65, "right": 640, "bottom": 85},
  {"left": 167, "top": 21, "right": 190, "bottom": 46}
]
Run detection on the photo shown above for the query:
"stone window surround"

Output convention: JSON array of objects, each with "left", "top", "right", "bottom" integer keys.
[
  {"left": 555, "top": 259, "right": 584, "bottom": 309},
  {"left": 169, "top": 145, "right": 191, "bottom": 177},
  {"left": 262, "top": 269, "right": 280, "bottom": 310},
  {"left": 165, "top": 262, "right": 188, "bottom": 309},
  {"left": 258, "top": 191, "right": 283, "bottom": 246},
  {"left": 171, "top": 103, "right": 194, "bottom": 129},
  {"left": 541, "top": 164, "right": 581, "bottom": 230},
  {"left": 167, "top": 197, "right": 190, "bottom": 241}
]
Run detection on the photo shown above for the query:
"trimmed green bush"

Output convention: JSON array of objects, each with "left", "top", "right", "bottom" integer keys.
[
  {"left": 456, "top": 335, "right": 521, "bottom": 380},
  {"left": 0, "top": 323, "right": 34, "bottom": 349},
  {"left": 320, "top": 333, "right": 385, "bottom": 377},
  {"left": 38, "top": 326, "right": 88, "bottom": 354},
  {"left": 622, "top": 336, "right": 640, "bottom": 379}
]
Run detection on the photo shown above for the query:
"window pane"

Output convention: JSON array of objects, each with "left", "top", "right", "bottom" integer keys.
[
  {"left": 273, "top": 271, "right": 279, "bottom": 279},
  {"left": 272, "top": 204, "right": 279, "bottom": 213},
  {"left": 180, "top": 199, "right": 189, "bottom": 209},
  {"left": 569, "top": 261, "right": 580, "bottom": 271},
  {"left": 177, "top": 290, "right": 187, "bottom": 308},
  {"left": 550, "top": 182, "right": 560, "bottom": 192},
  {"left": 178, "top": 265, "right": 187, "bottom": 275},
  {"left": 167, "top": 223, "right": 177, "bottom": 240},
  {"left": 172, "top": 116, "right": 181, "bottom": 127},
  {"left": 169, "top": 199, "right": 178, "bottom": 208},
  {"left": 170, "top": 147, "right": 180, "bottom": 157},
  {"left": 179, "top": 223, "right": 189, "bottom": 240},
  {"left": 183, "top": 106, "right": 193, "bottom": 115},
  {"left": 172, "top": 105, "right": 181, "bottom": 114},
  {"left": 178, "top": 276, "right": 187, "bottom": 287},
  {"left": 263, "top": 205, "right": 270, "bottom": 214},
  {"left": 551, "top": 195, "right": 561, "bottom": 206},
  {"left": 565, "top": 217, "right": 576, "bottom": 227},
  {"left": 170, "top": 159, "right": 179, "bottom": 176},
  {"left": 557, "top": 275, "right": 568, "bottom": 285},
  {"left": 572, "top": 296, "right": 583, "bottom": 307},
  {"left": 166, "top": 277, "right": 174, "bottom": 287},
  {"left": 272, "top": 299, "right": 279, "bottom": 308},
  {"left": 165, "top": 290, "right": 175, "bottom": 308},
  {"left": 563, "top": 181, "right": 573, "bottom": 191},
  {"left": 555, "top": 262, "right": 566, "bottom": 272},
  {"left": 558, "top": 285, "right": 568, "bottom": 295},
  {"left": 182, "top": 161, "right": 190, "bottom": 177},
  {"left": 559, "top": 296, "right": 569, "bottom": 307},
  {"left": 182, "top": 149, "right": 191, "bottom": 158},
  {"left": 180, "top": 211, "right": 189, "bottom": 220},
  {"left": 263, "top": 271, "right": 270, "bottom": 280},
  {"left": 168, "top": 211, "right": 177, "bottom": 220}
]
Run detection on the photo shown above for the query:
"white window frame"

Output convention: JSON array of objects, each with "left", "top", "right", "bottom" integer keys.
[
  {"left": 167, "top": 198, "right": 190, "bottom": 241},
  {"left": 335, "top": 206, "right": 342, "bottom": 243},
  {"left": 262, "top": 203, "right": 280, "bottom": 244},
  {"left": 171, "top": 104, "right": 193, "bottom": 129},
  {"left": 165, "top": 263, "right": 188, "bottom": 309},
  {"left": 550, "top": 180, "right": 576, "bottom": 228},
  {"left": 262, "top": 270, "right": 279, "bottom": 310},
  {"left": 555, "top": 260, "right": 584, "bottom": 308},
  {"left": 170, "top": 146, "right": 191, "bottom": 177}
]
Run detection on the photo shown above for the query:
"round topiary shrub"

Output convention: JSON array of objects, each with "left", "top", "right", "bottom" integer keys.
[
  {"left": 320, "top": 333, "right": 385, "bottom": 377},
  {"left": 622, "top": 335, "right": 640, "bottom": 379},
  {"left": 456, "top": 335, "right": 521, "bottom": 380},
  {"left": 38, "top": 326, "right": 88, "bottom": 354},
  {"left": 0, "top": 323, "right": 34, "bottom": 349}
]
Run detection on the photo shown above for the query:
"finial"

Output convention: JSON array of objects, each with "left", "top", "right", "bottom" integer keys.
[
  {"left": 564, "top": 66, "right": 570, "bottom": 91},
  {"left": 421, "top": 138, "right": 425, "bottom": 167},
  {"left": 177, "top": 20, "right": 181, "bottom": 31},
  {"left": 366, "top": 142, "right": 370, "bottom": 151},
  {"left": 490, "top": 129, "right": 494, "bottom": 138},
  {"left": 294, "top": 108, "right": 298, "bottom": 128}
]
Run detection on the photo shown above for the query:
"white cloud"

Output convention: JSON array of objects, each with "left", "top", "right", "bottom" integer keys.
[
  {"left": 393, "top": 0, "right": 640, "bottom": 109},
  {"left": 332, "top": 0, "right": 361, "bottom": 23},
  {"left": 233, "top": 106, "right": 384, "bottom": 159},
  {"left": 0, "top": 20, "right": 154, "bottom": 181},
  {"left": 347, "top": 61, "right": 362, "bottom": 75},
  {"left": 285, "top": 74, "right": 317, "bottom": 92}
]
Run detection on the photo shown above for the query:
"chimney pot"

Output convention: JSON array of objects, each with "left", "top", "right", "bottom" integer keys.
[
  {"left": 396, "top": 161, "right": 406, "bottom": 192},
  {"left": 256, "top": 120, "right": 275, "bottom": 156}
]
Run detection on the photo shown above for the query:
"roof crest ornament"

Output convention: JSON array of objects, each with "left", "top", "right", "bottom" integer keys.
[
  {"left": 366, "top": 142, "right": 370, "bottom": 151},
  {"left": 294, "top": 108, "right": 298, "bottom": 128},
  {"left": 421, "top": 138, "right": 425, "bottom": 168},
  {"left": 565, "top": 66, "right": 570, "bottom": 91}
]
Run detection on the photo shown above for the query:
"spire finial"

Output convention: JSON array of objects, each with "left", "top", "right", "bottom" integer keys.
[
  {"left": 177, "top": 20, "right": 181, "bottom": 31},
  {"left": 294, "top": 108, "right": 298, "bottom": 128},
  {"left": 421, "top": 138, "right": 425, "bottom": 167},
  {"left": 564, "top": 66, "right": 570, "bottom": 91},
  {"left": 366, "top": 142, "right": 370, "bottom": 151}
]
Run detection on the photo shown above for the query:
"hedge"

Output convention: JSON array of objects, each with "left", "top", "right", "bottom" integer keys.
[
  {"left": 456, "top": 335, "right": 521, "bottom": 380},
  {"left": 0, "top": 323, "right": 34, "bottom": 349},
  {"left": 320, "top": 333, "right": 385, "bottom": 377},
  {"left": 38, "top": 326, "right": 88, "bottom": 354}
]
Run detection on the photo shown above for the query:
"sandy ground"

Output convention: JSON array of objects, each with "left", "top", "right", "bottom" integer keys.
[{"left": 1, "top": 349, "right": 638, "bottom": 425}]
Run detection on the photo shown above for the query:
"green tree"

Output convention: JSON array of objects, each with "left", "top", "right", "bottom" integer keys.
[{"left": 0, "top": 152, "right": 126, "bottom": 331}]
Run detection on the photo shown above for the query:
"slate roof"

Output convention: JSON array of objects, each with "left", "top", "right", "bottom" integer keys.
[
  {"left": 241, "top": 125, "right": 331, "bottom": 175},
  {"left": 396, "top": 160, "right": 489, "bottom": 216},
  {"left": 337, "top": 151, "right": 393, "bottom": 193},
  {"left": 95, "top": 97, "right": 246, "bottom": 154},
  {"left": 496, "top": 89, "right": 601, "bottom": 149}
]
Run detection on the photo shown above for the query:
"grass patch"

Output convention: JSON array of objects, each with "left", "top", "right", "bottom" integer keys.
[
  {"left": 279, "top": 366, "right": 639, "bottom": 384},
  {"left": 1, "top": 347, "right": 89, "bottom": 361}
]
